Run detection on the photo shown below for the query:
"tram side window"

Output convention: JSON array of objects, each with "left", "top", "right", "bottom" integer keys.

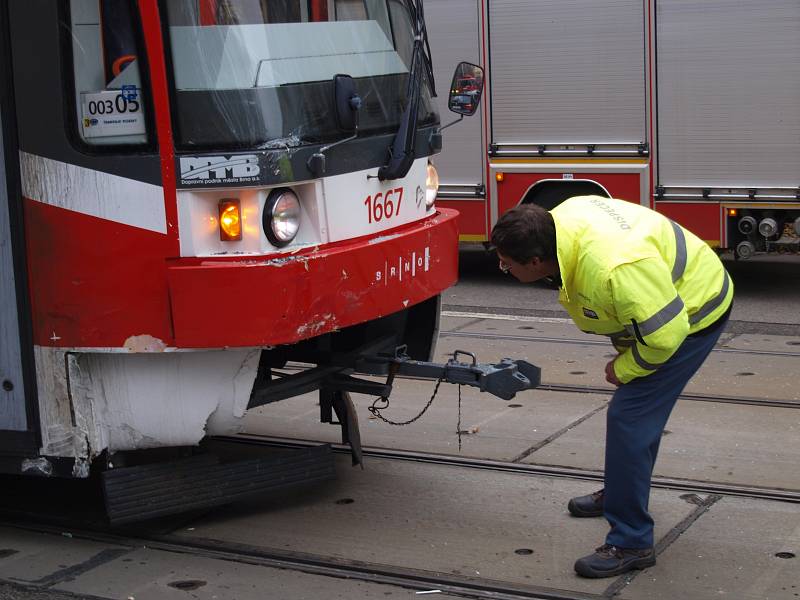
[
  {"left": 169, "top": 1, "right": 308, "bottom": 25},
  {"left": 69, "top": 0, "right": 150, "bottom": 147},
  {"left": 170, "top": 1, "right": 391, "bottom": 34}
]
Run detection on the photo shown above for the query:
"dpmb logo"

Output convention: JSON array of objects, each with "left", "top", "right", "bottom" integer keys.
[{"left": 180, "top": 154, "right": 260, "bottom": 184}]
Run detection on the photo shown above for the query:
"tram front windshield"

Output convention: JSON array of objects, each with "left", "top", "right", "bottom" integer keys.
[{"left": 164, "top": 0, "right": 437, "bottom": 151}]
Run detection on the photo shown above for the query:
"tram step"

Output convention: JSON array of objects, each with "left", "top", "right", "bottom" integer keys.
[{"left": 102, "top": 445, "right": 335, "bottom": 525}]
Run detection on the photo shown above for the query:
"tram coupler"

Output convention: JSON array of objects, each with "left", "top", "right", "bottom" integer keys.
[{"left": 357, "top": 347, "right": 541, "bottom": 401}]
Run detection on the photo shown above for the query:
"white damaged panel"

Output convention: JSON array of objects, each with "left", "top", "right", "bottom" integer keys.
[{"left": 35, "top": 346, "right": 260, "bottom": 465}]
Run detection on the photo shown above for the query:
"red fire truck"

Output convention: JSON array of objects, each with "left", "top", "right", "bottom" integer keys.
[
  {"left": 427, "top": 0, "right": 800, "bottom": 258},
  {"left": 0, "top": 0, "right": 540, "bottom": 520}
]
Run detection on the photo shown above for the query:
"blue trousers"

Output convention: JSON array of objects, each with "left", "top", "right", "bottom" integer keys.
[{"left": 604, "top": 322, "right": 726, "bottom": 549}]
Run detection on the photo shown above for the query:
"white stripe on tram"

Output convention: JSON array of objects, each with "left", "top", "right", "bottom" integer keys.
[{"left": 20, "top": 151, "right": 167, "bottom": 234}]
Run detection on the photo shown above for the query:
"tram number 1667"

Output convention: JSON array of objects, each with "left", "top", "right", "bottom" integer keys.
[
  {"left": 364, "top": 187, "right": 404, "bottom": 224},
  {"left": 86, "top": 93, "right": 140, "bottom": 116}
]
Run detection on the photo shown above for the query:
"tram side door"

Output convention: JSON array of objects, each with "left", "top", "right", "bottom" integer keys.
[{"left": 0, "top": 4, "right": 37, "bottom": 456}]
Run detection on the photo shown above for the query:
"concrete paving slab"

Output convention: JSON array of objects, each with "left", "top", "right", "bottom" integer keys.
[
  {"left": 620, "top": 496, "right": 800, "bottom": 600},
  {"left": 244, "top": 381, "right": 607, "bottom": 462},
  {"left": 436, "top": 318, "right": 800, "bottom": 402},
  {"left": 527, "top": 399, "right": 800, "bottom": 490},
  {"left": 175, "top": 455, "right": 699, "bottom": 596},
  {"left": 720, "top": 332, "right": 800, "bottom": 353},
  {"left": 442, "top": 314, "right": 603, "bottom": 343},
  {"left": 0, "top": 527, "right": 464, "bottom": 599},
  {"left": 56, "top": 546, "right": 463, "bottom": 600},
  {"left": 0, "top": 527, "right": 128, "bottom": 585}
]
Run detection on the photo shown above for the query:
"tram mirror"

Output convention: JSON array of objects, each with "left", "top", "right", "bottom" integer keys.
[
  {"left": 333, "top": 74, "right": 361, "bottom": 132},
  {"left": 448, "top": 62, "right": 484, "bottom": 116}
]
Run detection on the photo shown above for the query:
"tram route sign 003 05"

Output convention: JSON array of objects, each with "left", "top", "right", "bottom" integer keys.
[{"left": 81, "top": 88, "right": 145, "bottom": 138}]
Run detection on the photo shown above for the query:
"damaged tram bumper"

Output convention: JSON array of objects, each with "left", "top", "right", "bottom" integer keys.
[{"left": 14, "top": 208, "right": 542, "bottom": 523}]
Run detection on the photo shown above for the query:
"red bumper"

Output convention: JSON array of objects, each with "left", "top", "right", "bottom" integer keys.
[{"left": 167, "top": 209, "right": 459, "bottom": 348}]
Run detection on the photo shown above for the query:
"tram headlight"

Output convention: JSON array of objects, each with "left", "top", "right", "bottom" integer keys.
[
  {"left": 426, "top": 162, "right": 439, "bottom": 210},
  {"left": 263, "top": 188, "right": 301, "bottom": 247}
]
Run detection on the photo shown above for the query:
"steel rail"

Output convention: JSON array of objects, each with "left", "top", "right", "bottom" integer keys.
[
  {"left": 273, "top": 363, "right": 799, "bottom": 409},
  {"left": 439, "top": 307, "right": 800, "bottom": 339},
  {"left": 221, "top": 435, "right": 800, "bottom": 505},
  {"left": 535, "top": 383, "right": 800, "bottom": 410},
  {"left": 0, "top": 519, "right": 606, "bottom": 600},
  {"left": 440, "top": 329, "right": 800, "bottom": 359},
  {"left": 5, "top": 432, "right": 798, "bottom": 598},
  {"left": 436, "top": 329, "right": 800, "bottom": 408}
]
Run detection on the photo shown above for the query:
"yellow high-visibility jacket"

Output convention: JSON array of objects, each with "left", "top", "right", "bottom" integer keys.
[{"left": 550, "top": 196, "right": 733, "bottom": 384}]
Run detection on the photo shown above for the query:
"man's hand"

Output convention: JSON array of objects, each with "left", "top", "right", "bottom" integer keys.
[{"left": 605, "top": 359, "right": 622, "bottom": 386}]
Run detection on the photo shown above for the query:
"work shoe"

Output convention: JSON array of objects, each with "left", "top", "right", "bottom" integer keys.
[
  {"left": 567, "top": 489, "right": 604, "bottom": 517},
  {"left": 574, "top": 544, "right": 656, "bottom": 578}
]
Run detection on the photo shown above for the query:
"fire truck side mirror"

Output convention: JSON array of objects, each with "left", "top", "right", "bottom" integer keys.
[{"left": 447, "top": 62, "right": 484, "bottom": 116}]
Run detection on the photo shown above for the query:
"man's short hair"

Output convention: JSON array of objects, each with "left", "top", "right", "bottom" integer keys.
[{"left": 490, "top": 203, "right": 557, "bottom": 265}]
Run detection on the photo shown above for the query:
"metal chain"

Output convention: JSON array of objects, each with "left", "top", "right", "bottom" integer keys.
[
  {"left": 368, "top": 378, "right": 444, "bottom": 426},
  {"left": 457, "top": 383, "right": 462, "bottom": 452},
  {"left": 368, "top": 379, "right": 465, "bottom": 453}
]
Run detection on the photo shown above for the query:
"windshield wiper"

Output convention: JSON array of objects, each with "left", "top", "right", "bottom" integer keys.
[
  {"left": 377, "top": 0, "right": 436, "bottom": 181},
  {"left": 307, "top": 75, "right": 363, "bottom": 176}
]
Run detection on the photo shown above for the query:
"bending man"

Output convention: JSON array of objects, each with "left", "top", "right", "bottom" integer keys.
[{"left": 491, "top": 196, "right": 733, "bottom": 578}]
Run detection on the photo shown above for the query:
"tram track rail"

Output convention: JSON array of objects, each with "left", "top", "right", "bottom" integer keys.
[
  {"left": 387, "top": 372, "right": 798, "bottom": 409},
  {"left": 0, "top": 517, "right": 607, "bottom": 600},
  {"left": 440, "top": 305, "right": 800, "bottom": 339},
  {"left": 534, "top": 382, "right": 800, "bottom": 410},
  {"left": 439, "top": 329, "right": 800, "bottom": 360},
  {"left": 434, "top": 324, "right": 800, "bottom": 409},
  {"left": 275, "top": 363, "right": 799, "bottom": 409},
  {"left": 3, "top": 429, "right": 797, "bottom": 600},
  {"left": 222, "top": 434, "right": 800, "bottom": 505}
]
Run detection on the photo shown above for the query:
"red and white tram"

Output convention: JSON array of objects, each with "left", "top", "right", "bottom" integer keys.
[{"left": 0, "top": 0, "right": 478, "bottom": 506}]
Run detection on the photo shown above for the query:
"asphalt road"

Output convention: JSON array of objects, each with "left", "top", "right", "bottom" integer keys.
[{"left": 3, "top": 247, "right": 799, "bottom": 600}]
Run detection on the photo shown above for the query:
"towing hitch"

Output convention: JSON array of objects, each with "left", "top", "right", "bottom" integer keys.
[
  {"left": 249, "top": 342, "right": 541, "bottom": 467},
  {"left": 319, "top": 348, "right": 540, "bottom": 466},
  {"left": 356, "top": 348, "right": 541, "bottom": 401}
]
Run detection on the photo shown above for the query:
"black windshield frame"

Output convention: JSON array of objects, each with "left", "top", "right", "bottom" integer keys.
[{"left": 159, "top": 0, "right": 437, "bottom": 152}]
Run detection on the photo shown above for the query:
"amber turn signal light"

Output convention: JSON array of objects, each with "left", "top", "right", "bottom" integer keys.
[
  {"left": 218, "top": 199, "right": 242, "bottom": 241},
  {"left": 727, "top": 208, "right": 738, "bottom": 217},
  {"left": 495, "top": 172, "right": 505, "bottom": 183}
]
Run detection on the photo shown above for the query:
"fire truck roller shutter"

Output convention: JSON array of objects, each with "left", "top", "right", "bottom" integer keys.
[
  {"left": 656, "top": 0, "right": 800, "bottom": 188},
  {"left": 489, "top": 0, "right": 646, "bottom": 148},
  {"left": 424, "top": 0, "right": 484, "bottom": 194}
]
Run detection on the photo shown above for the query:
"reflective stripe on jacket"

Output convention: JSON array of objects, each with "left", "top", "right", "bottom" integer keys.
[{"left": 550, "top": 196, "right": 733, "bottom": 384}]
